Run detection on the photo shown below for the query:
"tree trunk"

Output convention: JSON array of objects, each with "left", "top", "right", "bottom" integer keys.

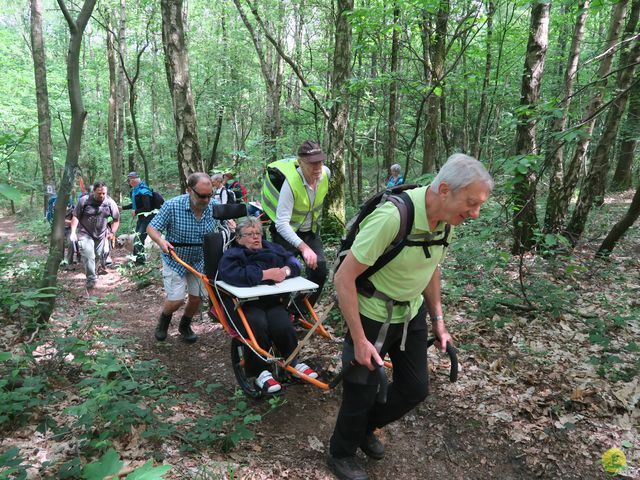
[
  {"left": 384, "top": 4, "right": 400, "bottom": 172},
  {"left": 566, "top": 34, "right": 640, "bottom": 243},
  {"left": 511, "top": 1, "right": 550, "bottom": 254},
  {"left": 543, "top": 0, "right": 589, "bottom": 234},
  {"left": 206, "top": 108, "right": 224, "bottom": 173},
  {"left": 40, "top": 0, "right": 96, "bottom": 324},
  {"left": 610, "top": 78, "right": 640, "bottom": 190},
  {"left": 472, "top": 0, "right": 494, "bottom": 159},
  {"left": 161, "top": 0, "right": 203, "bottom": 189},
  {"left": 556, "top": 1, "right": 628, "bottom": 232},
  {"left": 117, "top": 0, "right": 127, "bottom": 177},
  {"left": 106, "top": 10, "right": 122, "bottom": 202},
  {"left": 597, "top": 180, "right": 640, "bottom": 256},
  {"left": 30, "top": 0, "right": 56, "bottom": 215},
  {"left": 325, "top": 0, "right": 353, "bottom": 232},
  {"left": 232, "top": 0, "right": 283, "bottom": 163}
]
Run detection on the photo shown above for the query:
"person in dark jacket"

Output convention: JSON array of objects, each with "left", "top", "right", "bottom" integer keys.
[
  {"left": 122, "top": 172, "right": 154, "bottom": 265},
  {"left": 218, "top": 216, "right": 319, "bottom": 394}
]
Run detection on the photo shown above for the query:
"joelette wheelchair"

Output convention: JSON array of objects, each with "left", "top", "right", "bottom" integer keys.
[{"left": 169, "top": 204, "right": 335, "bottom": 398}]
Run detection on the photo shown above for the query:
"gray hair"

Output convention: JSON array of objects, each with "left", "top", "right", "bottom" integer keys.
[
  {"left": 211, "top": 173, "right": 223, "bottom": 183},
  {"left": 237, "top": 216, "right": 262, "bottom": 236},
  {"left": 431, "top": 153, "right": 493, "bottom": 192},
  {"left": 390, "top": 164, "right": 402, "bottom": 174},
  {"left": 187, "top": 172, "right": 212, "bottom": 189}
]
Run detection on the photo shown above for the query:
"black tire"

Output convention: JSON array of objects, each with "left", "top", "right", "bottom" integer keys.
[{"left": 230, "top": 338, "right": 263, "bottom": 399}]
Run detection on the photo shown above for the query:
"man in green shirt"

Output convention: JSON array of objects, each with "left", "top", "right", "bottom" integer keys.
[{"left": 328, "top": 154, "right": 493, "bottom": 480}]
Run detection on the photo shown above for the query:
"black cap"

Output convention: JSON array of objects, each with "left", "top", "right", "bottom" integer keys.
[{"left": 297, "top": 140, "right": 326, "bottom": 163}]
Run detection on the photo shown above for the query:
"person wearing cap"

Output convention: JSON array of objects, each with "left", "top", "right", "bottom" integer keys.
[
  {"left": 261, "top": 140, "right": 331, "bottom": 310},
  {"left": 122, "top": 172, "right": 155, "bottom": 265}
]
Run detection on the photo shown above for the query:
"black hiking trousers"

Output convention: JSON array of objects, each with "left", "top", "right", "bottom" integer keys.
[
  {"left": 329, "top": 303, "right": 429, "bottom": 458},
  {"left": 269, "top": 225, "right": 327, "bottom": 309}
]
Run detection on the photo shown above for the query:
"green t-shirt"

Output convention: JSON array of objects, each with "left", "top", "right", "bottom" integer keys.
[{"left": 351, "top": 186, "right": 453, "bottom": 323}]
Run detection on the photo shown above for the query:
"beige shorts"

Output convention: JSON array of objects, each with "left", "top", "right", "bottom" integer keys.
[{"left": 162, "top": 262, "right": 203, "bottom": 301}]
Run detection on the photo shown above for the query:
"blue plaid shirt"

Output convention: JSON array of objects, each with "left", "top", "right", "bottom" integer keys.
[{"left": 150, "top": 194, "right": 219, "bottom": 276}]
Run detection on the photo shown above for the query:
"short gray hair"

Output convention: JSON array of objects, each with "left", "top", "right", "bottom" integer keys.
[
  {"left": 431, "top": 153, "right": 493, "bottom": 192},
  {"left": 237, "top": 216, "right": 262, "bottom": 236},
  {"left": 211, "top": 173, "right": 223, "bottom": 183},
  {"left": 187, "top": 172, "right": 212, "bottom": 189},
  {"left": 390, "top": 164, "right": 401, "bottom": 174}
]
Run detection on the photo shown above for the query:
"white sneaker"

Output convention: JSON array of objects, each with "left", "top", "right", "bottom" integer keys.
[
  {"left": 255, "top": 370, "right": 281, "bottom": 393},
  {"left": 295, "top": 362, "right": 319, "bottom": 379}
]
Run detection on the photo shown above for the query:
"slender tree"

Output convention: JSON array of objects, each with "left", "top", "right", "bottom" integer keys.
[
  {"left": 597, "top": 178, "right": 640, "bottom": 256},
  {"left": 543, "top": 0, "right": 590, "bottom": 234},
  {"left": 610, "top": 78, "right": 640, "bottom": 190},
  {"left": 30, "top": 0, "right": 56, "bottom": 215},
  {"left": 384, "top": 4, "right": 400, "bottom": 172},
  {"left": 511, "top": 0, "right": 550, "bottom": 254},
  {"left": 39, "top": 0, "right": 97, "bottom": 324},
  {"left": 472, "top": 0, "right": 494, "bottom": 159},
  {"left": 105, "top": 8, "right": 122, "bottom": 202},
  {"left": 160, "top": 0, "right": 203, "bottom": 188}
]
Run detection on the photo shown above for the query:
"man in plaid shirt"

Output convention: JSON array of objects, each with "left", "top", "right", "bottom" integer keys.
[{"left": 147, "top": 172, "right": 219, "bottom": 344}]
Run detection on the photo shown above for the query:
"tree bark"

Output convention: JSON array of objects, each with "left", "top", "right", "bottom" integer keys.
[
  {"left": 30, "top": 0, "right": 56, "bottom": 215},
  {"left": 597, "top": 180, "right": 640, "bottom": 256},
  {"left": 511, "top": 1, "right": 550, "bottom": 254},
  {"left": 384, "top": 4, "right": 400, "bottom": 172},
  {"left": 566, "top": 33, "right": 640, "bottom": 243},
  {"left": 543, "top": 0, "right": 589, "bottom": 234},
  {"left": 232, "top": 0, "right": 283, "bottom": 163},
  {"left": 325, "top": 0, "right": 353, "bottom": 232},
  {"left": 472, "top": 0, "right": 494, "bottom": 159},
  {"left": 105, "top": 9, "right": 122, "bottom": 202},
  {"left": 161, "top": 0, "right": 203, "bottom": 189},
  {"left": 556, "top": 1, "right": 628, "bottom": 233},
  {"left": 40, "top": 0, "right": 96, "bottom": 324},
  {"left": 610, "top": 78, "right": 640, "bottom": 190},
  {"left": 117, "top": 0, "right": 126, "bottom": 177}
]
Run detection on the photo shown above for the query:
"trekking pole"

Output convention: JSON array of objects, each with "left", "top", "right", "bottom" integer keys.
[{"left": 427, "top": 338, "right": 459, "bottom": 382}]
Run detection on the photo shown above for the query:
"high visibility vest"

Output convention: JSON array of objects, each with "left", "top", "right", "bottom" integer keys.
[{"left": 261, "top": 159, "right": 329, "bottom": 233}]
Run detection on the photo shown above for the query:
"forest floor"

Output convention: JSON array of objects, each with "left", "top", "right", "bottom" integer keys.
[{"left": 0, "top": 206, "right": 638, "bottom": 480}]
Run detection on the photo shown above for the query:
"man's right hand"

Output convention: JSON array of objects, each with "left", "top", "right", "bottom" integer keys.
[
  {"left": 353, "top": 337, "right": 384, "bottom": 371},
  {"left": 300, "top": 243, "right": 318, "bottom": 269},
  {"left": 69, "top": 232, "right": 77, "bottom": 242},
  {"left": 159, "top": 239, "right": 173, "bottom": 254}
]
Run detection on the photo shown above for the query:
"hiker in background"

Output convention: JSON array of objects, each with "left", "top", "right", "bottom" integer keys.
[
  {"left": 70, "top": 181, "right": 120, "bottom": 294},
  {"left": 212, "top": 173, "right": 232, "bottom": 204},
  {"left": 146, "top": 172, "right": 219, "bottom": 344},
  {"left": 122, "top": 172, "right": 156, "bottom": 265},
  {"left": 385, "top": 163, "right": 404, "bottom": 188},
  {"left": 218, "top": 216, "right": 318, "bottom": 394},
  {"left": 261, "top": 140, "right": 330, "bottom": 312},
  {"left": 327, "top": 154, "right": 493, "bottom": 480},
  {"left": 223, "top": 171, "right": 248, "bottom": 203}
]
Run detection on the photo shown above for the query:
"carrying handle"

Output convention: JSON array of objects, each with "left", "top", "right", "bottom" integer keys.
[
  {"left": 330, "top": 361, "right": 388, "bottom": 404},
  {"left": 427, "top": 338, "right": 458, "bottom": 382}
]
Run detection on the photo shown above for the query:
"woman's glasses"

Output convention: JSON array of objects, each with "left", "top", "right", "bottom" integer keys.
[{"left": 240, "top": 231, "right": 262, "bottom": 238}]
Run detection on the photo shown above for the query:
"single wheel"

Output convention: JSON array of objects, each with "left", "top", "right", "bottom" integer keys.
[{"left": 230, "top": 338, "right": 263, "bottom": 398}]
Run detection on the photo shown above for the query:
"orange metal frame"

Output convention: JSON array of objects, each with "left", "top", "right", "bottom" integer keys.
[{"left": 170, "top": 249, "right": 334, "bottom": 390}]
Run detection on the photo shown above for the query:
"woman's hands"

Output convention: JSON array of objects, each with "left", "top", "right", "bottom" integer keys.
[{"left": 262, "top": 267, "right": 289, "bottom": 283}]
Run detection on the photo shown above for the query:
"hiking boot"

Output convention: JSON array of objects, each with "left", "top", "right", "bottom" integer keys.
[
  {"left": 256, "top": 370, "right": 281, "bottom": 393},
  {"left": 155, "top": 313, "right": 172, "bottom": 341},
  {"left": 359, "top": 432, "right": 384, "bottom": 460},
  {"left": 178, "top": 316, "right": 198, "bottom": 343},
  {"left": 295, "top": 362, "right": 319, "bottom": 379},
  {"left": 327, "top": 456, "right": 368, "bottom": 480}
]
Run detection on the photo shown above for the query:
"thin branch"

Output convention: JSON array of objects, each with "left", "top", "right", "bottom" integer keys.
[{"left": 56, "top": 0, "right": 77, "bottom": 32}]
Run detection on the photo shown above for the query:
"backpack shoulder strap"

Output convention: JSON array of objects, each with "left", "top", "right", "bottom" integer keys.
[{"left": 358, "top": 191, "right": 414, "bottom": 282}]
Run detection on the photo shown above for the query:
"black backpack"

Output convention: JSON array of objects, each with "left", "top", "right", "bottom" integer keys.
[
  {"left": 151, "top": 190, "right": 165, "bottom": 210},
  {"left": 333, "top": 184, "right": 451, "bottom": 297}
]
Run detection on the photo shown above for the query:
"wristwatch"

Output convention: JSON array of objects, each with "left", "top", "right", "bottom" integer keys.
[{"left": 284, "top": 266, "right": 291, "bottom": 277}]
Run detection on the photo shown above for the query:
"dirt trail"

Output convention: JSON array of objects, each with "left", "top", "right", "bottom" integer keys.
[{"left": 1, "top": 215, "right": 623, "bottom": 479}]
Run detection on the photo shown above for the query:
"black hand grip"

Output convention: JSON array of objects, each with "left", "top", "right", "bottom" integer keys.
[
  {"left": 427, "top": 337, "right": 458, "bottom": 382},
  {"left": 330, "top": 362, "right": 388, "bottom": 404}
]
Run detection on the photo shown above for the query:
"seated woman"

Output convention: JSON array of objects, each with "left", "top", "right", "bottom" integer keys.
[{"left": 218, "top": 217, "right": 318, "bottom": 393}]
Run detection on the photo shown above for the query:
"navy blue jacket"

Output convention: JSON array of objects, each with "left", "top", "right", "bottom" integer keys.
[{"left": 218, "top": 240, "right": 301, "bottom": 287}]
